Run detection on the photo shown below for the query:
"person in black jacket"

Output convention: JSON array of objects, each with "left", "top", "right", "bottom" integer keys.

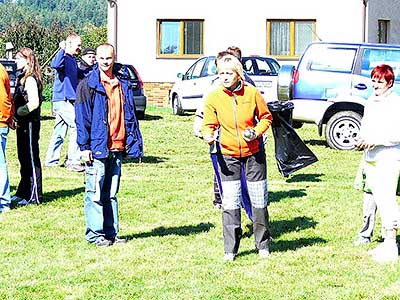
[
  {"left": 11, "top": 47, "right": 43, "bottom": 205},
  {"left": 79, "top": 48, "right": 96, "bottom": 77}
]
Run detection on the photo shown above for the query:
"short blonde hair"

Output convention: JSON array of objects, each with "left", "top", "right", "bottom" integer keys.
[{"left": 216, "top": 54, "right": 245, "bottom": 81}]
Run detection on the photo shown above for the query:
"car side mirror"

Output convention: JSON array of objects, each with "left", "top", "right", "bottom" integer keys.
[{"left": 177, "top": 73, "right": 183, "bottom": 79}]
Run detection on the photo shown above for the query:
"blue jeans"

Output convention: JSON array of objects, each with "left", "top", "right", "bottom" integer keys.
[
  {"left": 84, "top": 152, "right": 122, "bottom": 243},
  {"left": 45, "top": 100, "right": 80, "bottom": 166},
  {"left": 0, "top": 127, "right": 10, "bottom": 211}
]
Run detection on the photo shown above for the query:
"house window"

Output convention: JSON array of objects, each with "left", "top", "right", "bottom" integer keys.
[
  {"left": 378, "top": 20, "right": 389, "bottom": 43},
  {"left": 267, "top": 20, "right": 316, "bottom": 59},
  {"left": 157, "top": 20, "right": 203, "bottom": 58}
]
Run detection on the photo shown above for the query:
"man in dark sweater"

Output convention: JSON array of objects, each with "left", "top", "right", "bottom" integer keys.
[{"left": 45, "top": 33, "right": 84, "bottom": 172}]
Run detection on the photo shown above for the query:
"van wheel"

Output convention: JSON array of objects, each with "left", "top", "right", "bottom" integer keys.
[
  {"left": 325, "top": 111, "right": 362, "bottom": 150},
  {"left": 172, "top": 95, "right": 184, "bottom": 115},
  {"left": 277, "top": 65, "right": 296, "bottom": 101}
]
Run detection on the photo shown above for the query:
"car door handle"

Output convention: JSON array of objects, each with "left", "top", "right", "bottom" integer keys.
[{"left": 354, "top": 83, "right": 367, "bottom": 90}]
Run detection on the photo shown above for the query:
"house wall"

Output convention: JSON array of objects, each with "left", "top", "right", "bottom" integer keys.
[
  {"left": 367, "top": 0, "right": 400, "bottom": 44},
  {"left": 108, "top": 0, "right": 366, "bottom": 107}
]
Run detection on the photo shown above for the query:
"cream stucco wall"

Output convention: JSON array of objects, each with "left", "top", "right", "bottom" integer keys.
[{"left": 109, "top": 0, "right": 365, "bottom": 83}]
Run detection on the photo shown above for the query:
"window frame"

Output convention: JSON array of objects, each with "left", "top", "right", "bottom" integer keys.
[
  {"left": 378, "top": 19, "right": 390, "bottom": 44},
  {"left": 157, "top": 19, "right": 204, "bottom": 59},
  {"left": 267, "top": 19, "right": 316, "bottom": 60}
]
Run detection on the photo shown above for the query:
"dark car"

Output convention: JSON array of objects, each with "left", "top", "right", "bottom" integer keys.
[
  {"left": 0, "top": 59, "right": 17, "bottom": 96},
  {"left": 114, "top": 63, "right": 147, "bottom": 120}
]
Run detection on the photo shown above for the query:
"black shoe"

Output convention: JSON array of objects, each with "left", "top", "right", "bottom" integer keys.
[{"left": 95, "top": 236, "right": 113, "bottom": 247}]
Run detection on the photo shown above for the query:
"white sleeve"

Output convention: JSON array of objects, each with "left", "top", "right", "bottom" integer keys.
[{"left": 24, "top": 76, "right": 40, "bottom": 112}]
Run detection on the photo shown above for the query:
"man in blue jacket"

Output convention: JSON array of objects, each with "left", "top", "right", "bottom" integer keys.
[
  {"left": 75, "top": 43, "right": 143, "bottom": 247},
  {"left": 45, "top": 33, "right": 84, "bottom": 172}
]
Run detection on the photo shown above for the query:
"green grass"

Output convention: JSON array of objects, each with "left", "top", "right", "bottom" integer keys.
[{"left": 0, "top": 103, "right": 399, "bottom": 300}]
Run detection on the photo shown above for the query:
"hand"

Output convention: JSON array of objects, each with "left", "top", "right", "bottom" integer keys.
[
  {"left": 8, "top": 118, "right": 17, "bottom": 130},
  {"left": 243, "top": 128, "right": 257, "bottom": 142},
  {"left": 203, "top": 134, "right": 215, "bottom": 145},
  {"left": 80, "top": 150, "right": 93, "bottom": 163},
  {"left": 59, "top": 40, "right": 66, "bottom": 49}
]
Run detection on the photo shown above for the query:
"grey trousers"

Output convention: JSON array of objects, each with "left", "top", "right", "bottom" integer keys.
[
  {"left": 358, "top": 192, "right": 377, "bottom": 239},
  {"left": 218, "top": 152, "right": 271, "bottom": 254}
]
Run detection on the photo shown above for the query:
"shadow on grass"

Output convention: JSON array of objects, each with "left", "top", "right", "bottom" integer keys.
[
  {"left": 285, "top": 173, "right": 323, "bottom": 183},
  {"left": 142, "top": 114, "right": 163, "bottom": 121},
  {"left": 126, "top": 222, "right": 215, "bottom": 239},
  {"left": 9, "top": 186, "right": 84, "bottom": 209},
  {"left": 40, "top": 115, "right": 55, "bottom": 121},
  {"left": 272, "top": 237, "right": 327, "bottom": 252},
  {"left": 41, "top": 187, "right": 84, "bottom": 204},
  {"left": 271, "top": 216, "right": 317, "bottom": 238},
  {"left": 242, "top": 215, "right": 317, "bottom": 239},
  {"left": 123, "top": 155, "right": 168, "bottom": 164},
  {"left": 268, "top": 189, "right": 307, "bottom": 203},
  {"left": 237, "top": 237, "right": 327, "bottom": 257}
]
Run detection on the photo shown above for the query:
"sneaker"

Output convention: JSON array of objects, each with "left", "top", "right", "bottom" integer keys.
[
  {"left": 11, "top": 195, "right": 25, "bottom": 203},
  {"left": 95, "top": 237, "right": 113, "bottom": 247},
  {"left": 213, "top": 203, "right": 222, "bottom": 210},
  {"left": 353, "top": 236, "right": 371, "bottom": 245},
  {"left": 18, "top": 199, "right": 29, "bottom": 206},
  {"left": 223, "top": 253, "right": 236, "bottom": 262},
  {"left": 259, "top": 248, "right": 271, "bottom": 259},
  {"left": 111, "top": 237, "right": 127, "bottom": 244},
  {"left": 0, "top": 206, "right": 10, "bottom": 213},
  {"left": 369, "top": 240, "right": 399, "bottom": 263},
  {"left": 67, "top": 164, "right": 85, "bottom": 172}
]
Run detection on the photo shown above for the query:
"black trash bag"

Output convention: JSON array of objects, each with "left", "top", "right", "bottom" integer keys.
[{"left": 267, "top": 101, "right": 318, "bottom": 177}]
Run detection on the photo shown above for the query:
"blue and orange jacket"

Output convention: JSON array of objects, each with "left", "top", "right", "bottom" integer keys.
[{"left": 75, "top": 64, "right": 144, "bottom": 159}]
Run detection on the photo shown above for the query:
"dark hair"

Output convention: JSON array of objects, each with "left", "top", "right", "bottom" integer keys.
[
  {"left": 226, "top": 46, "right": 242, "bottom": 60},
  {"left": 371, "top": 64, "right": 395, "bottom": 87}
]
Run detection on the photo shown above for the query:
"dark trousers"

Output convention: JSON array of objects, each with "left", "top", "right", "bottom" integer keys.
[{"left": 16, "top": 121, "right": 42, "bottom": 203}]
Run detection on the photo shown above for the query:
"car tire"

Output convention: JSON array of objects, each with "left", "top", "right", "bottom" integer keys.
[
  {"left": 277, "top": 65, "right": 296, "bottom": 101},
  {"left": 172, "top": 95, "right": 184, "bottom": 115},
  {"left": 325, "top": 111, "right": 362, "bottom": 150}
]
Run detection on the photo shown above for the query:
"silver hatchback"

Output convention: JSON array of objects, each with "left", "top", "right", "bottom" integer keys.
[{"left": 169, "top": 55, "right": 280, "bottom": 115}]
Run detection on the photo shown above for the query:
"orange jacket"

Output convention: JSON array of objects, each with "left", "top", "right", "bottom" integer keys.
[
  {"left": 202, "top": 82, "right": 272, "bottom": 157},
  {"left": 0, "top": 63, "right": 12, "bottom": 128}
]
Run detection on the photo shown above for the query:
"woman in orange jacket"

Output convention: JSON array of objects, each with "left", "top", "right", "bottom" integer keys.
[{"left": 202, "top": 54, "right": 273, "bottom": 261}]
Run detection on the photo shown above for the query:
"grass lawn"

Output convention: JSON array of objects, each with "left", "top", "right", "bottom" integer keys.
[{"left": 0, "top": 103, "right": 399, "bottom": 300}]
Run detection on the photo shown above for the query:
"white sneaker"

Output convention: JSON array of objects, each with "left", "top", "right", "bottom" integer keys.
[
  {"left": 1, "top": 206, "right": 10, "bottom": 213},
  {"left": 223, "top": 253, "right": 236, "bottom": 262},
  {"left": 370, "top": 240, "right": 399, "bottom": 263},
  {"left": 259, "top": 248, "right": 271, "bottom": 258},
  {"left": 353, "top": 236, "right": 371, "bottom": 245}
]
